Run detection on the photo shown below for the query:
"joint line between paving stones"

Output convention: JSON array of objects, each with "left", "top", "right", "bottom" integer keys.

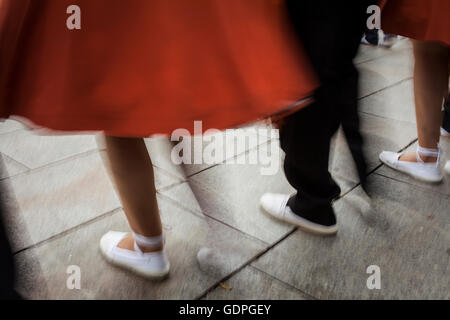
[
  {"left": 371, "top": 171, "right": 450, "bottom": 238},
  {"left": 337, "top": 138, "right": 418, "bottom": 200},
  {"left": 3, "top": 148, "right": 100, "bottom": 181},
  {"left": 249, "top": 265, "right": 318, "bottom": 300},
  {"left": 195, "top": 227, "right": 297, "bottom": 300},
  {"left": 185, "top": 138, "right": 275, "bottom": 179},
  {"left": 0, "top": 152, "right": 30, "bottom": 171},
  {"left": 157, "top": 136, "right": 276, "bottom": 190},
  {"left": 0, "top": 154, "right": 31, "bottom": 182},
  {"left": 13, "top": 207, "right": 122, "bottom": 255},
  {"left": 358, "top": 110, "right": 416, "bottom": 125},
  {"left": 357, "top": 77, "right": 412, "bottom": 101},
  {"left": 373, "top": 170, "right": 450, "bottom": 203},
  {"left": 157, "top": 192, "right": 270, "bottom": 246}
]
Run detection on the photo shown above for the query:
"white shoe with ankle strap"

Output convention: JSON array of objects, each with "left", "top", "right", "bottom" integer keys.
[
  {"left": 379, "top": 145, "right": 443, "bottom": 183},
  {"left": 100, "top": 231, "right": 170, "bottom": 279}
]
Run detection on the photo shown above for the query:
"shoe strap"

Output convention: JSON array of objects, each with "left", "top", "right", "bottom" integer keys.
[
  {"left": 416, "top": 145, "right": 440, "bottom": 163},
  {"left": 133, "top": 232, "right": 164, "bottom": 254}
]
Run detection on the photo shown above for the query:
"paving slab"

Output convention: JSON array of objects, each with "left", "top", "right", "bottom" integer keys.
[
  {"left": 359, "top": 79, "right": 415, "bottom": 124},
  {"left": 252, "top": 174, "right": 450, "bottom": 299},
  {"left": 375, "top": 139, "right": 450, "bottom": 198},
  {"left": 358, "top": 48, "right": 413, "bottom": 99},
  {"left": 14, "top": 196, "right": 266, "bottom": 299},
  {"left": 2, "top": 151, "right": 180, "bottom": 252},
  {"left": 161, "top": 141, "right": 296, "bottom": 244},
  {"left": 0, "top": 153, "right": 29, "bottom": 180},
  {"left": 330, "top": 112, "right": 417, "bottom": 193},
  {"left": 0, "top": 130, "right": 98, "bottom": 169},
  {"left": 161, "top": 112, "right": 417, "bottom": 245},
  {"left": 203, "top": 266, "right": 310, "bottom": 300}
]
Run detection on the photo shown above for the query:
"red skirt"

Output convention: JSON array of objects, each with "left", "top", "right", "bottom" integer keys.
[
  {"left": 382, "top": 0, "right": 450, "bottom": 45},
  {"left": 0, "top": 0, "right": 318, "bottom": 137}
]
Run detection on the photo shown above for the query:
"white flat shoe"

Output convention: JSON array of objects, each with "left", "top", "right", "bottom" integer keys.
[
  {"left": 260, "top": 193, "right": 338, "bottom": 235},
  {"left": 100, "top": 231, "right": 170, "bottom": 279},
  {"left": 379, "top": 145, "right": 443, "bottom": 183}
]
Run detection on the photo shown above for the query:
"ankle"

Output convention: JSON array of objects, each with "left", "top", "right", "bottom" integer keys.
[
  {"left": 133, "top": 232, "right": 165, "bottom": 253},
  {"left": 416, "top": 145, "right": 440, "bottom": 164}
]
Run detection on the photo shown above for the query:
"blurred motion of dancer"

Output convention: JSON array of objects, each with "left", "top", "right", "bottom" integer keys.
[
  {"left": 261, "top": 0, "right": 376, "bottom": 235},
  {"left": 0, "top": 0, "right": 317, "bottom": 279},
  {"left": 379, "top": 0, "right": 450, "bottom": 182}
]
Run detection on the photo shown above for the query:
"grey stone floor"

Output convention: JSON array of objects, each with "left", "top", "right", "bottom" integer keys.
[{"left": 0, "top": 39, "right": 449, "bottom": 299}]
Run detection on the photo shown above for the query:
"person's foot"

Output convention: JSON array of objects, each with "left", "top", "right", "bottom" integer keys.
[
  {"left": 379, "top": 146, "right": 443, "bottom": 183},
  {"left": 260, "top": 193, "right": 338, "bottom": 235},
  {"left": 99, "top": 231, "right": 170, "bottom": 279}
]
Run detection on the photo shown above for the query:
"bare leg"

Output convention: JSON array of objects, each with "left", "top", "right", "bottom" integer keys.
[
  {"left": 400, "top": 40, "right": 449, "bottom": 162},
  {"left": 104, "top": 136, "right": 162, "bottom": 252}
]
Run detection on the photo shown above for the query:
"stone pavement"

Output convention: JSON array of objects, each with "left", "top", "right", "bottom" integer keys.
[{"left": 0, "top": 39, "right": 449, "bottom": 299}]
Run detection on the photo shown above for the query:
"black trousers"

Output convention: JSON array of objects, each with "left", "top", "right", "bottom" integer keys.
[{"left": 282, "top": 0, "right": 374, "bottom": 213}]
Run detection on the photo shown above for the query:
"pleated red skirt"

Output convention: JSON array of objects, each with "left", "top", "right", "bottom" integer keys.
[
  {"left": 0, "top": 0, "right": 318, "bottom": 137},
  {"left": 382, "top": 0, "right": 450, "bottom": 45}
]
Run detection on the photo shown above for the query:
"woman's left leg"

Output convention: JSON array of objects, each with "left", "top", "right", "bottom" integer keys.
[
  {"left": 379, "top": 41, "right": 449, "bottom": 182},
  {"left": 99, "top": 136, "right": 170, "bottom": 279},
  {"left": 399, "top": 41, "right": 449, "bottom": 162}
]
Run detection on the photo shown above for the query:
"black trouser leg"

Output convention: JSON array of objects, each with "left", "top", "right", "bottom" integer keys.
[
  {"left": 280, "top": 103, "right": 341, "bottom": 205},
  {"left": 280, "top": 103, "right": 340, "bottom": 225}
]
